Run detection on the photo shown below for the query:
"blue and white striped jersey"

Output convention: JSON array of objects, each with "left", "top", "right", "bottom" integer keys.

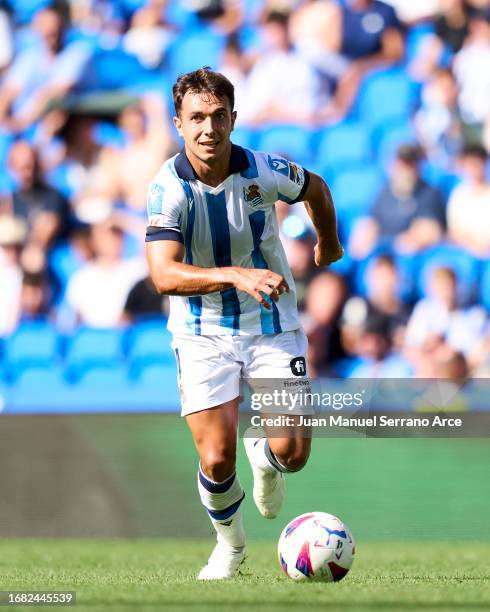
[{"left": 145, "top": 144, "right": 310, "bottom": 336}]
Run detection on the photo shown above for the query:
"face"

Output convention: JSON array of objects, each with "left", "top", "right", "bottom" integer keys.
[
  {"left": 9, "top": 142, "right": 37, "bottom": 187},
  {"left": 173, "top": 92, "right": 236, "bottom": 165},
  {"left": 34, "top": 9, "right": 62, "bottom": 53},
  {"left": 459, "top": 156, "right": 486, "bottom": 183}
]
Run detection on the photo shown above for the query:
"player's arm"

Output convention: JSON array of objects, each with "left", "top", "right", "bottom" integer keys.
[
  {"left": 301, "top": 172, "right": 344, "bottom": 266},
  {"left": 146, "top": 239, "right": 288, "bottom": 310}
]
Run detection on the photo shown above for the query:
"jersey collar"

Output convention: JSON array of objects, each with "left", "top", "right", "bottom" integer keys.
[{"left": 174, "top": 144, "right": 250, "bottom": 181}]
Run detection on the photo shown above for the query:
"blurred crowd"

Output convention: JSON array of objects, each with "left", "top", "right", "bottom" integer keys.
[{"left": 0, "top": 0, "right": 489, "bottom": 380}]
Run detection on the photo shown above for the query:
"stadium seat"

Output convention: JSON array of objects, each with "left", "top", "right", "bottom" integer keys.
[
  {"left": 10, "top": 0, "right": 51, "bottom": 24},
  {"left": 127, "top": 321, "right": 174, "bottom": 368},
  {"left": 416, "top": 243, "right": 480, "bottom": 304},
  {"left": 76, "top": 364, "right": 130, "bottom": 389},
  {"left": 479, "top": 261, "right": 490, "bottom": 311},
  {"left": 65, "top": 328, "right": 124, "bottom": 378},
  {"left": 316, "top": 121, "right": 371, "bottom": 180},
  {"left": 231, "top": 126, "right": 254, "bottom": 150},
  {"left": 257, "top": 125, "right": 314, "bottom": 163},
  {"left": 134, "top": 362, "right": 177, "bottom": 388},
  {"left": 167, "top": 29, "right": 225, "bottom": 77},
  {"left": 375, "top": 120, "right": 417, "bottom": 166},
  {"left": 357, "top": 69, "right": 416, "bottom": 131},
  {"left": 406, "top": 23, "right": 435, "bottom": 63},
  {"left": 4, "top": 320, "right": 59, "bottom": 372},
  {"left": 331, "top": 165, "right": 384, "bottom": 224}
]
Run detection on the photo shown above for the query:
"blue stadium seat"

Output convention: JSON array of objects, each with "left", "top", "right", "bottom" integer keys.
[
  {"left": 134, "top": 362, "right": 177, "bottom": 388},
  {"left": 331, "top": 165, "right": 384, "bottom": 225},
  {"left": 167, "top": 29, "right": 225, "bottom": 77},
  {"left": 357, "top": 69, "right": 415, "bottom": 130},
  {"left": 232, "top": 126, "right": 254, "bottom": 150},
  {"left": 10, "top": 0, "right": 51, "bottom": 24},
  {"left": 127, "top": 321, "right": 174, "bottom": 368},
  {"left": 65, "top": 328, "right": 124, "bottom": 377},
  {"left": 316, "top": 121, "right": 371, "bottom": 180},
  {"left": 479, "top": 261, "right": 490, "bottom": 311},
  {"left": 376, "top": 120, "right": 417, "bottom": 166},
  {"left": 416, "top": 244, "right": 480, "bottom": 304},
  {"left": 76, "top": 364, "right": 130, "bottom": 389},
  {"left": 14, "top": 365, "right": 67, "bottom": 391},
  {"left": 4, "top": 320, "right": 59, "bottom": 371},
  {"left": 257, "top": 125, "right": 313, "bottom": 164}
]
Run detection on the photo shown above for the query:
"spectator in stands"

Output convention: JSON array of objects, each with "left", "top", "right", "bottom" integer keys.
[
  {"left": 185, "top": 0, "right": 243, "bottom": 34},
  {"left": 289, "top": 0, "right": 344, "bottom": 85},
  {"left": 349, "top": 144, "right": 445, "bottom": 258},
  {"left": 404, "top": 266, "right": 488, "bottom": 364},
  {"left": 415, "top": 68, "right": 464, "bottom": 168},
  {"left": 0, "top": 7, "right": 92, "bottom": 131},
  {"left": 241, "top": 11, "right": 324, "bottom": 125},
  {"left": 411, "top": 0, "right": 471, "bottom": 80},
  {"left": 218, "top": 35, "right": 251, "bottom": 124},
  {"left": 320, "top": 0, "right": 405, "bottom": 121},
  {"left": 65, "top": 219, "right": 147, "bottom": 328},
  {"left": 49, "top": 114, "right": 108, "bottom": 208},
  {"left": 0, "top": 216, "right": 25, "bottom": 337},
  {"left": 365, "top": 254, "right": 410, "bottom": 348},
  {"left": 447, "top": 144, "right": 490, "bottom": 256},
  {"left": 122, "top": 276, "right": 169, "bottom": 323},
  {"left": 92, "top": 96, "right": 172, "bottom": 213},
  {"left": 452, "top": 9, "right": 490, "bottom": 143},
  {"left": 0, "top": 4, "right": 13, "bottom": 71},
  {"left": 303, "top": 271, "right": 347, "bottom": 376},
  {"left": 17, "top": 269, "right": 52, "bottom": 323},
  {"left": 122, "top": 3, "right": 174, "bottom": 69},
  {"left": 7, "top": 141, "right": 69, "bottom": 251},
  {"left": 343, "top": 304, "right": 412, "bottom": 377}
]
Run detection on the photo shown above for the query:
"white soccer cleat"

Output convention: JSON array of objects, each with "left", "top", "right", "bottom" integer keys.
[
  {"left": 244, "top": 428, "right": 285, "bottom": 519},
  {"left": 197, "top": 542, "right": 246, "bottom": 580}
]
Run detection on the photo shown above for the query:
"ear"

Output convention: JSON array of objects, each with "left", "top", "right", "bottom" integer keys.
[
  {"left": 173, "top": 115, "right": 183, "bottom": 137},
  {"left": 230, "top": 110, "right": 237, "bottom": 131}
]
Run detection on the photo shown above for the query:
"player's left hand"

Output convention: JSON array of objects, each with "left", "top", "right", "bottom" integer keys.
[{"left": 314, "top": 242, "right": 344, "bottom": 267}]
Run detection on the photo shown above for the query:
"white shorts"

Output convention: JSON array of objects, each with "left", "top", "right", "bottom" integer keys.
[{"left": 171, "top": 329, "right": 309, "bottom": 416}]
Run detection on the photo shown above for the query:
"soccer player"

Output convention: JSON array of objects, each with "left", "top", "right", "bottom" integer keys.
[{"left": 146, "top": 67, "right": 343, "bottom": 580}]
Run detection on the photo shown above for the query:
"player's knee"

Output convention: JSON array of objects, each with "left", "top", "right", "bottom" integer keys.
[
  {"left": 278, "top": 450, "right": 310, "bottom": 472},
  {"left": 201, "top": 449, "right": 236, "bottom": 482}
]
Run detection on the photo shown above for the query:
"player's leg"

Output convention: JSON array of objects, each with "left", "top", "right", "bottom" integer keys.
[
  {"left": 186, "top": 397, "right": 245, "bottom": 544},
  {"left": 243, "top": 329, "right": 311, "bottom": 518},
  {"left": 186, "top": 398, "right": 246, "bottom": 580},
  {"left": 172, "top": 334, "right": 245, "bottom": 579}
]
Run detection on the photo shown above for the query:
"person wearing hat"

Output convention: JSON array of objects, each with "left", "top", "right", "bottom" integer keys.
[{"left": 349, "top": 143, "right": 446, "bottom": 259}]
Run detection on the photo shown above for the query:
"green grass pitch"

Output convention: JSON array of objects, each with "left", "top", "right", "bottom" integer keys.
[{"left": 1, "top": 539, "right": 489, "bottom": 611}]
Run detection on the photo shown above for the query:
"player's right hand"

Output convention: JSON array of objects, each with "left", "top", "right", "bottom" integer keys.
[{"left": 232, "top": 268, "right": 289, "bottom": 310}]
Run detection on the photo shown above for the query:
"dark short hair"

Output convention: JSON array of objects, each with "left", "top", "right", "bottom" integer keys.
[
  {"left": 460, "top": 144, "right": 488, "bottom": 161},
  {"left": 172, "top": 67, "right": 235, "bottom": 116},
  {"left": 396, "top": 143, "right": 424, "bottom": 164}
]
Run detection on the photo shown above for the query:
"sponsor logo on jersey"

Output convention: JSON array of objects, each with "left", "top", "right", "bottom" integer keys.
[
  {"left": 290, "top": 356, "right": 307, "bottom": 376},
  {"left": 148, "top": 214, "right": 164, "bottom": 227},
  {"left": 148, "top": 183, "right": 165, "bottom": 215},
  {"left": 243, "top": 183, "right": 263, "bottom": 207}
]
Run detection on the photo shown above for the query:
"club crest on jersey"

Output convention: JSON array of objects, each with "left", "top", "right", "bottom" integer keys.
[
  {"left": 148, "top": 183, "right": 165, "bottom": 215},
  {"left": 243, "top": 184, "right": 263, "bottom": 208}
]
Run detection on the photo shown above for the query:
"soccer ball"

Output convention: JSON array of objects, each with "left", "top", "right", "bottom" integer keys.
[{"left": 278, "top": 512, "right": 355, "bottom": 582}]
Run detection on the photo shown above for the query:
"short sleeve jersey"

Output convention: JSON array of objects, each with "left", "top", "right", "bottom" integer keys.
[{"left": 145, "top": 144, "right": 310, "bottom": 336}]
